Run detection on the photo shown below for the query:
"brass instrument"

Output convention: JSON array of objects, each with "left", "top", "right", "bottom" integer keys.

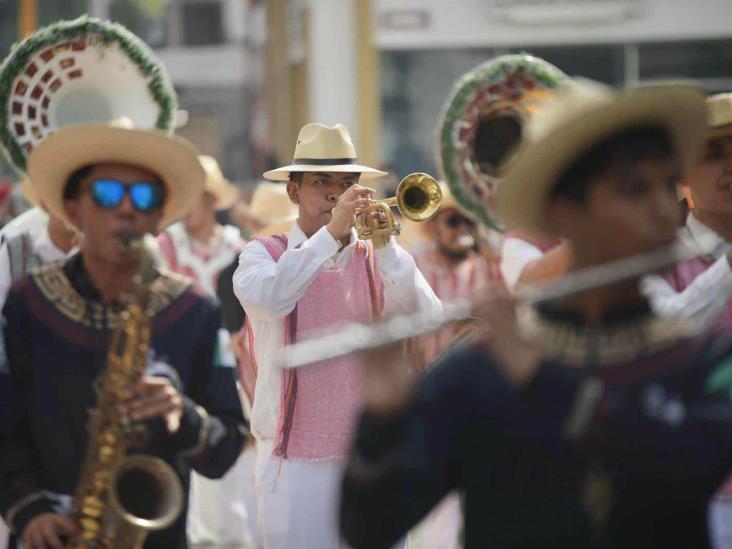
[
  {"left": 355, "top": 172, "right": 442, "bottom": 247},
  {"left": 70, "top": 238, "right": 183, "bottom": 549},
  {"left": 278, "top": 234, "right": 719, "bottom": 369}
]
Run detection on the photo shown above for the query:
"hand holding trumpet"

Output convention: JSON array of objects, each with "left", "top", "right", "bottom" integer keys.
[{"left": 326, "top": 184, "right": 378, "bottom": 244}]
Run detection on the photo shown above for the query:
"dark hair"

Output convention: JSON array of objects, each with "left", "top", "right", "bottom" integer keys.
[
  {"left": 63, "top": 164, "right": 94, "bottom": 200},
  {"left": 550, "top": 126, "right": 676, "bottom": 204},
  {"left": 289, "top": 172, "right": 303, "bottom": 183}
]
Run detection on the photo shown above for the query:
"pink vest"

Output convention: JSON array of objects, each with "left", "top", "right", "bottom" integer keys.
[
  {"left": 664, "top": 256, "right": 732, "bottom": 330},
  {"left": 248, "top": 234, "right": 384, "bottom": 460}
]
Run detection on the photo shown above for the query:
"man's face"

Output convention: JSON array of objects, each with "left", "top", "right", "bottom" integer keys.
[
  {"left": 430, "top": 208, "right": 476, "bottom": 260},
  {"left": 287, "top": 171, "right": 359, "bottom": 234},
  {"left": 549, "top": 156, "right": 681, "bottom": 266},
  {"left": 64, "top": 163, "right": 164, "bottom": 265},
  {"left": 684, "top": 136, "right": 732, "bottom": 214}
]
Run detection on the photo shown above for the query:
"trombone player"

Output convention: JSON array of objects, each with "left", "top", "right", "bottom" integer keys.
[{"left": 233, "top": 122, "right": 441, "bottom": 548}]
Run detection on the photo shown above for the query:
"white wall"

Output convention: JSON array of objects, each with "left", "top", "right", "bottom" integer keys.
[{"left": 375, "top": 0, "right": 732, "bottom": 49}]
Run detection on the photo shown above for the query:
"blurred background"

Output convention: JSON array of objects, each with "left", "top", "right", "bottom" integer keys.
[{"left": 1, "top": 0, "right": 732, "bottom": 192}]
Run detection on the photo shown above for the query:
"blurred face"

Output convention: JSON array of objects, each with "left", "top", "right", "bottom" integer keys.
[
  {"left": 684, "top": 136, "right": 732, "bottom": 214},
  {"left": 430, "top": 208, "right": 476, "bottom": 260},
  {"left": 183, "top": 191, "right": 216, "bottom": 235},
  {"left": 287, "top": 171, "right": 359, "bottom": 235},
  {"left": 64, "top": 163, "right": 164, "bottom": 266},
  {"left": 548, "top": 155, "right": 681, "bottom": 266}
]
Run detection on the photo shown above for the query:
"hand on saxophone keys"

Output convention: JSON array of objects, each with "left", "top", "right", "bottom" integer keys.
[
  {"left": 119, "top": 377, "right": 184, "bottom": 434},
  {"left": 22, "top": 513, "right": 77, "bottom": 549}
]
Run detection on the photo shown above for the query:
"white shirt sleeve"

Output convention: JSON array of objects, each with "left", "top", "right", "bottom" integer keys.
[
  {"left": 375, "top": 237, "right": 442, "bottom": 317},
  {"left": 640, "top": 254, "right": 732, "bottom": 330},
  {"left": 233, "top": 226, "right": 341, "bottom": 321},
  {"left": 500, "top": 237, "right": 544, "bottom": 292},
  {"left": 0, "top": 244, "right": 12, "bottom": 374}
]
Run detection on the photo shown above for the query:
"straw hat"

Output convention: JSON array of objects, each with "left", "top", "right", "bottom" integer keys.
[
  {"left": 707, "top": 93, "right": 732, "bottom": 139},
  {"left": 264, "top": 123, "right": 387, "bottom": 181},
  {"left": 199, "top": 155, "right": 239, "bottom": 210},
  {"left": 497, "top": 82, "right": 707, "bottom": 237},
  {"left": 249, "top": 182, "right": 298, "bottom": 226},
  {"left": 27, "top": 118, "right": 205, "bottom": 231}
]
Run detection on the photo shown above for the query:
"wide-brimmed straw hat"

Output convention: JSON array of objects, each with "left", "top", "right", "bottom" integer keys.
[
  {"left": 199, "top": 155, "right": 239, "bottom": 210},
  {"left": 707, "top": 93, "right": 732, "bottom": 139},
  {"left": 27, "top": 118, "right": 204, "bottom": 231},
  {"left": 497, "top": 82, "right": 707, "bottom": 237},
  {"left": 264, "top": 123, "right": 387, "bottom": 181}
]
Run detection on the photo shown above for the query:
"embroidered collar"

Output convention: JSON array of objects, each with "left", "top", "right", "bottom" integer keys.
[
  {"left": 518, "top": 303, "right": 699, "bottom": 367},
  {"left": 30, "top": 254, "right": 192, "bottom": 330}
]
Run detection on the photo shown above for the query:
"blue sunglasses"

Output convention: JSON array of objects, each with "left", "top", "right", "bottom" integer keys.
[{"left": 89, "top": 179, "right": 165, "bottom": 212}]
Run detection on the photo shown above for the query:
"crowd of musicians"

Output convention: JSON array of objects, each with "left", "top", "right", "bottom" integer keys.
[{"left": 2, "top": 15, "right": 732, "bottom": 549}]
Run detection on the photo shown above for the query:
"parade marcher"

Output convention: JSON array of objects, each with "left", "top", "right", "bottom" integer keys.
[
  {"left": 234, "top": 122, "right": 441, "bottom": 548},
  {"left": 157, "top": 155, "right": 242, "bottom": 295},
  {"left": 411, "top": 183, "right": 498, "bottom": 368},
  {"left": 0, "top": 119, "right": 249, "bottom": 548},
  {"left": 642, "top": 93, "right": 732, "bottom": 330},
  {"left": 499, "top": 233, "right": 570, "bottom": 291},
  {"left": 340, "top": 83, "right": 732, "bottom": 548}
]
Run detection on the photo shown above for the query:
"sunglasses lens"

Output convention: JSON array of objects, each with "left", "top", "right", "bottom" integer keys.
[
  {"left": 130, "top": 183, "right": 164, "bottom": 212},
  {"left": 90, "top": 179, "right": 125, "bottom": 208},
  {"left": 445, "top": 214, "right": 476, "bottom": 229}
]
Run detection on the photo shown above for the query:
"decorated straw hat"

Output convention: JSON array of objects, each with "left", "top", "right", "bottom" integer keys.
[
  {"left": 264, "top": 123, "right": 387, "bottom": 181},
  {"left": 199, "top": 155, "right": 239, "bottom": 210},
  {"left": 0, "top": 16, "right": 176, "bottom": 174},
  {"left": 498, "top": 82, "right": 707, "bottom": 237},
  {"left": 437, "top": 54, "right": 567, "bottom": 230},
  {"left": 707, "top": 93, "right": 732, "bottom": 139},
  {"left": 27, "top": 118, "right": 204, "bottom": 231}
]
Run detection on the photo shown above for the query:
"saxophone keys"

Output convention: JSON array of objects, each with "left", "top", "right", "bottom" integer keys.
[{"left": 81, "top": 495, "right": 104, "bottom": 518}]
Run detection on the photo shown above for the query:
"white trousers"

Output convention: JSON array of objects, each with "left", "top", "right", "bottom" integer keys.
[
  {"left": 0, "top": 520, "right": 7, "bottom": 549},
  {"left": 407, "top": 492, "right": 462, "bottom": 549},
  {"left": 187, "top": 444, "right": 260, "bottom": 548},
  {"left": 255, "top": 442, "right": 348, "bottom": 549}
]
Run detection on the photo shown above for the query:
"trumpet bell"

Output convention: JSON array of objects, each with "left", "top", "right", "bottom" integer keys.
[{"left": 397, "top": 172, "right": 443, "bottom": 222}]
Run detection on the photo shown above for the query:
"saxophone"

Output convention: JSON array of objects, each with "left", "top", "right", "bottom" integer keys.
[{"left": 70, "top": 237, "right": 183, "bottom": 549}]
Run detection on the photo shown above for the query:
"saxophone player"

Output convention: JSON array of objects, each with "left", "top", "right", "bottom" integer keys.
[{"left": 0, "top": 120, "right": 249, "bottom": 549}]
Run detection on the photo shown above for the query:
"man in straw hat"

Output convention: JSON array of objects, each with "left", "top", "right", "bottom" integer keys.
[
  {"left": 341, "top": 82, "right": 732, "bottom": 548},
  {"left": 0, "top": 120, "right": 249, "bottom": 549},
  {"left": 233, "top": 122, "right": 440, "bottom": 548},
  {"left": 641, "top": 93, "right": 732, "bottom": 331}
]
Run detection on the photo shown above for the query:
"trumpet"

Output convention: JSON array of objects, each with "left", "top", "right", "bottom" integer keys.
[
  {"left": 278, "top": 234, "right": 718, "bottom": 370},
  {"left": 355, "top": 173, "right": 442, "bottom": 247}
]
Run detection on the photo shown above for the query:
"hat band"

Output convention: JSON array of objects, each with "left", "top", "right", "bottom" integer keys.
[{"left": 292, "top": 157, "right": 357, "bottom": 166}]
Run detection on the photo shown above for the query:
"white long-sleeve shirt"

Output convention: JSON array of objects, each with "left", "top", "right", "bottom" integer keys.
[
  {"left": 233, "top": 222, "right": 441, "bottom": 442},
  {"left": 641, "top": 214, "right": 732, "bottom": 330}
]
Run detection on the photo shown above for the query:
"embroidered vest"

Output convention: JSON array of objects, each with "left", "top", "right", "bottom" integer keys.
[
  {"left": 664, "top": 256, "right": 732, "bottom": 330},
  {"left": 247, "top": 234, "right": 383, "bottom": 460}
]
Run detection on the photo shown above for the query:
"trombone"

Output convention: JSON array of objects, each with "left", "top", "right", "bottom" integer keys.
[
  {"left": 278, "top": 234, "right": 718, "bottom": 370},
  {"left": 356, "top": 173, "right": 442, "bottom": 247}
]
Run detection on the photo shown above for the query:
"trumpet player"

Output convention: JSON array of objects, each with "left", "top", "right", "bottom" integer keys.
[
  {"left": 233, "top": 123, "right": 440, "bottom": 548},
  {"left": 341, "top": 83, "right": 732, "bottom": 548},
  {"left": 0, "top": 120, "right": 249, "bottom": 549}
]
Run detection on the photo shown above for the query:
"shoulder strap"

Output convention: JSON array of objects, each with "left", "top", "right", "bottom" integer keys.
[{"left": 253, "top": 233, "right": 289, "bottom": 262}]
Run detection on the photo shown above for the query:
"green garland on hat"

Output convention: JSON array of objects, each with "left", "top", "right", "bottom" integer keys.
[
  {"left": 0, "top": 15, "right": 177, "bottom": 173},
  {"left": 437, "top": 54, "right": 567, "bottom": 229}
]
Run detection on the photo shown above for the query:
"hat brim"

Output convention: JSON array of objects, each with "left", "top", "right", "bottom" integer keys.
[
  {"left": 263, "top": 164, "right": 387, "bottom": 181},
  {"left": 498, "top": 86, "right": 707, "bottom": 238},
  {"left": 708, "top": 123, "right": 732, "bottom": 140},
  {"left": 27, "top": 124, "right": 204, "bottom": 231}
]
